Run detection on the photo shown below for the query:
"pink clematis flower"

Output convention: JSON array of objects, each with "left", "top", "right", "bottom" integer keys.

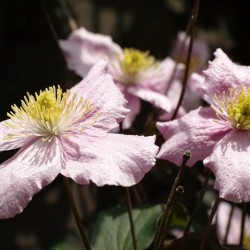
[
  {"left": 157, "top": 48, "right": 250, "bottom": 203},
  {"left": 0, "top": 60, "right": 159, "bottom": 219},
  {"left": 59, "top": 27, "right": 184, "bottom": 128}
]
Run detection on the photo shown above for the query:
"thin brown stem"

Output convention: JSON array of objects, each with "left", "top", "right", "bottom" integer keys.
[
  {"left": 223, "top": 203, "right": 234, "bottom": 245},
  {"left": 164, "top": 185, "right": 185, "bottom": 237},
  {"left": 240, "top": 202, "right": 247, "bottom": 246},
  {"left": 163, "top": 3, "right": 193, "bottom": 96},
  {"left": 58, "top": 0, "right": 78, "bottom": 31},
  {"left": 199, "top": 195, "right": 221, "bottom": 250},
  {"left": 62, "top": 176, "right": 92, "bottom": 250},
  {"left": 153, "top": 151, "right": 191, "bottom": 250},
  {"left": 40, "top": 0, "right": 72, "bottom": 79},
  {"left": 125, "top": 187, "right": 138, "bottom": 250},
  {"left": 179, "top": 168, "right": 210, "bottom": 250},
  {"left": 171, "top": 0, "right": 201, "bottom": 120}
]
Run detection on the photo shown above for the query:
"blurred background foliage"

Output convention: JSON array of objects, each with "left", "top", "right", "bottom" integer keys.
[{"left": 0, "top": 0, "right": 249, "bottom": 249}]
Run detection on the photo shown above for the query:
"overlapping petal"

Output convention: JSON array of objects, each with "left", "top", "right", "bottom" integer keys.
[
  {"left": 130, "top": 57, "right": 184, "bottom": 93},
  {"left": 157, "top": 107, "right": 230, "bottom": 166},
  {"left": 122, "top": 91, "right": 140, "bottom": 129},
  {"left": 59, "top": 27, "right": 122, "bottom": 77},
  {"left": 128, "top": 87, "right": 172, "bottom": 113},
  {"left": 61, "top": 134, "right": 158, "bottom": 186},
  {"left": 204, "top": 131, "right": 250, "bottom": 203},
  {"left": 71, "top": 60, "right": 128, "bottom": 132},
  {"left": 0, "top": 138, "right": 61, "bottom": 219}
]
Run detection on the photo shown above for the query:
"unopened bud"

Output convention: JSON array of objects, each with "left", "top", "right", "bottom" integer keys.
[
  {"left": 176, "top": 185, "right": 184, "bottom": 194},
  {"left": 183, "top": 150, "right": 191, "bottom": 159}
]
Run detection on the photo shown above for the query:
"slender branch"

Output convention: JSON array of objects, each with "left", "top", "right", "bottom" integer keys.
[
  {"left": 153, "top": 151, "right": 191, "bottom": 250},
  {"left": 240, "top": 202, "right": 247, "bottom": 246},
  {"left": 62, "top": 176, "right": 92, "bottom": 250},
  {"left": 125, "top": 187, "right": 138, "bottom": 250},
  {"left": 164, "top": 185, "right": 185, "bottom": 237},
  {"left": 58, "top": 0, "right": 78, "bottom": 31},
  {"left": 179, "top": 168, "right": 210, "bottom": 249},
  {"left": 199, "top": 195, "right": 221, "bottom": 250},
  {"left": 224, "top": 203, "right": 234, "bottom": 245},
  {"left": 40, "top": 0, "right": 72, "bottom": 77},
  {"left": 171, "top": 0, "right": 201, "bottom": 120}
]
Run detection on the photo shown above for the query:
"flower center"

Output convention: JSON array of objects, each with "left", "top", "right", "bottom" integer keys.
[
  {"left": 27, "top": 87, "right": 65, "bottom": 123},
  {"left": 212, "top": 87, "right": 250, "bottom": 130},
  {"left": 4, "top": 86, "right": 99, "bottom": 140},
  {"left": 120, "top": 48, "right": 156, "bottom": 76}
]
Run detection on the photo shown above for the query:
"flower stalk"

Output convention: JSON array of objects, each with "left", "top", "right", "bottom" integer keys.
[
  {"left": 125, "top": 187, "right": 138, "bottom": 250},
  {"left": 179, "top": 168, "right": 211, "bottom": 250},
  {"left": 171, "top": 0, "right": 201, "bottom": 120},
  {"left": 199, "top": 195, "right": 221, "bottom": 250},
  {"left": 240, "top": 202, "right": 247, "bottom": 246},
  {"left": 153, "top": 150, "right": 191, "bottom": 250},
  {"left": 224, "top": 203, "right": 235, "bottom": 244},
  {"left": 62, "top": 176, "right": 92, "bottom": 250}
]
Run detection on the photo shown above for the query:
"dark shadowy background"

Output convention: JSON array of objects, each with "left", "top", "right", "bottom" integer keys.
[{"left": 0, "top": 0, "right": 249, "bottom": 249}]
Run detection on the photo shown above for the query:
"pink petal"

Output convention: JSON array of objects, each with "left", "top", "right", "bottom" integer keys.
[
  {"left": 71, "top": 60, "right": 128, "bottom": 132},
  {"left": 159, "top": 76, "right": 187, "bottom": 120},
  {"left": 128, "top": 86, "right": 172, "bottom": 112},
  {"left": 141, "top": 57, "right": 184, "bottom": 93},
  {"left": 0, "top": 138, "right": 62, "bottom": 219},
  {"left": 157, "top": 107, "right": 230, "bottom": 166},
  {"left": 204, "top": 130, "right": 250, "bottom": 203},
  {"left": 188, "top": 73, "right": 206, "bottom": 101},
  {"left": 109, "top": 57, "right": 184, "bottom": 94},
  {"left": 122, "top": 92, "right": 141, "bottom": 129},
  {"left": 203, "top": 48, "right": 250, "bottom": 103},
  {"left": 59, "top": 27, "right": 122, "bottom": 77},
  {"left": 61, "top": 134, "right": 158, "bottom": 186}
]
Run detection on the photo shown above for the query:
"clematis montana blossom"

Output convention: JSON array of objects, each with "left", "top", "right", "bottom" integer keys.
[
  {"left": 157, "top": 48, "right": 250, "bottom": 203},
  {"left": 59, "top": 27, "right": 184, "bottom": 128},
  {"left": 0, "top": 60, "right": 159, "bottom": 219}
]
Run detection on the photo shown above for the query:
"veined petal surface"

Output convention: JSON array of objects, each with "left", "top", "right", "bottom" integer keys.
[
  {"left": 157, "top": 107, "right": 230, "bottom": 166},
  {"left": 61, "top": 134, "right": 158, "bottom": 186},
  {"left": 0, "top": 138, "right": 61, "bottom": 219}
]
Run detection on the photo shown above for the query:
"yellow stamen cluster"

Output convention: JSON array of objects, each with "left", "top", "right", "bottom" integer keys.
[
  {"left": 4, "top": 86, "right": 99, "bottom": 140},
  {"left": 120, "top": 48, "right": 156, "bottom": 77},
  {"left": 212, "top": 87, "right": 250, "bottom": 130}
]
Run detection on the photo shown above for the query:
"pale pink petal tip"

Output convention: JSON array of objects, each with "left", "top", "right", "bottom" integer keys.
[
  {"left": 0, "top": 139, "right": 61, "bottom": 219},
  {"left": 59, "top": 27, "right": 122, "bottom": 77},
  {"left": 71, "top": 59, "right": 129, "bottom": 132},
  {"left": 204, "top": 131, "right": 250, "bottom": 203}
]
